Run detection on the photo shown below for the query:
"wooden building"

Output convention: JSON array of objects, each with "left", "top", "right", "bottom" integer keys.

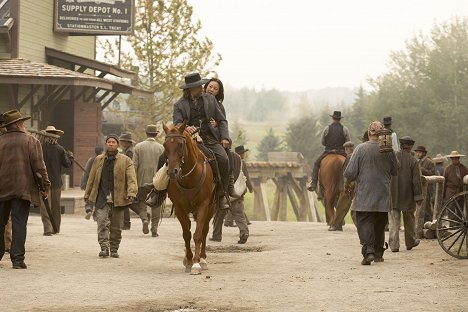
[{"left": 0, "top": 0, "right": 147, "bottom": 186}]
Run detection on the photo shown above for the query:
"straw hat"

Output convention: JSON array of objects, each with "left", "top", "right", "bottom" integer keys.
[
  {"left": 45, "top": 125, "right": 64, "bottom": 136},
  {"left": 445, "top": 151, "right": 465, "bottom": 158},
  {"left": 432, "top": 154, "right": 447, "bottom": 163}
]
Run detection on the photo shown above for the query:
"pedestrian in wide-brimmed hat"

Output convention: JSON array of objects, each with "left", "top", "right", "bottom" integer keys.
[
  {"left": 0, "top": 110, "right": 50, "bottom": 269},
  {"left": 39, "top": 125, "right": 73, "bottom": 236},
  {"left": 443, "top": 151, "right": 468, "bottom": 200},
  {"left": 442, "top": 150, "right": 468, "bottom": 226},
  {"left": 133, "top": 124, "right": 165, "bottom": 237}
]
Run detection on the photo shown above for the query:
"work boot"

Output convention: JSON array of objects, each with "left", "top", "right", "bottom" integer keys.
[
  {"left": 238, "top": 233, "right": 249, "bottom": 244},
  {"left": 12, "top": 262, "right": 27, "bottom": 269},
  {"left": 123, "top": 222, "right": 131, "bottom": 230},
  {"left": 361, "top": 253, "right": 374, "bottom": 265},
  {"left": 99, "top": 248, "right": 109, "bottom": 258},
  {"left": 407, "top": 239, "right": 420, "bottom": 250},
  {"left": 142, "top": 220, "right": 149, "bottom": 234},
  {"left": 85, "top": 211, "right": 92, "bottom": 220},
  {"left": 110, "top": 250, "right": 119, "bottom": 258}
]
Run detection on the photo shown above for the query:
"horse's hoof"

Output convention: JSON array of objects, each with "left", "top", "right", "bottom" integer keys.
[
  {"left": 200, "top": 258, "right": 208, "bottom": 270},
  {"left": 190, "top": 263, "right": 202, "bottom": 275},
  {"left": 185, "top": 266, "right": 192, "bottom": 273}
]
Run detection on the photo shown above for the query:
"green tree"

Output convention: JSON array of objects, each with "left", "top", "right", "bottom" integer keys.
[
  {"left": 285, "top": 114, "right": 323, "bottom": 167},
  {"left": 99, "top": 0, "right": 221, "bottom": 125},
  {"left": 256, "top": 128, "right": 284, "bottom": 161},
  {"left": 361, "top": 17, "right": 468, "bottom": 154},
  {"left": 230, "top": 119, "right": 248, "bottom": 148}
]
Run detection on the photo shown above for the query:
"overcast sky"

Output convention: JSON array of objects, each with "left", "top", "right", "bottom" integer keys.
[{"left": 191, "top": 0, "right": 468, "bottom": 92}]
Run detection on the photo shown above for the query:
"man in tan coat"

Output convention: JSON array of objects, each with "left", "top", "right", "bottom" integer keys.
[
  {"left": 84, "top": 134, "right": 137, "bottom": 258},
  {"left": 133, "top": 125, "right": 164, "bottom": 237}
]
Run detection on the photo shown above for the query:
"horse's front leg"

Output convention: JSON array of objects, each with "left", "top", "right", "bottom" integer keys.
[
  {"left": 191, "top": 201, "right": 210, "bottom": 275},
  {"left": 199, "top": 201, "right": 213, "bottom": 271},
  {"left": 176, "top": 209, "right": 193, "bottom": 273}
]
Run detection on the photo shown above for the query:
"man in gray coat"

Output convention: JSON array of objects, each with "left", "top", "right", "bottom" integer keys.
[
  {"left": 344, "top": 121, "right": 398, "bottom": 265},
  {"left": 389, "top": 137, "right": 424, "bottom": 252},
  {"left": 133, "top": 125, "right": 165, "bottom": 237}
]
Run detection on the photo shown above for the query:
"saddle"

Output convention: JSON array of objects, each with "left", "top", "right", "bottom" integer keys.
[{"left": 196, "top": 142, "right": 221, "bottom": 188}]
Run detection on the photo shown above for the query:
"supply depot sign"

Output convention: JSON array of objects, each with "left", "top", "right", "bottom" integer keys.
[{"left": 54, "top": 0, "right": 134, "bottom": 35}]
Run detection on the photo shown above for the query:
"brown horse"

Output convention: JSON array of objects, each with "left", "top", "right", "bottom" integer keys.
[
  {"left": 318, "top": 153, "right": 346, "bottom": 225},
  {"left": 162, "top": 121, "right": 215, "bottom": 275}
]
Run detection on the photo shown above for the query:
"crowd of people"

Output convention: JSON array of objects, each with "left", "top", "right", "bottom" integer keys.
[
  {"left": 0, "top": 72, "right": 252, "bottom": 268},
  {"left": 1, "top": 73, "right": 466, "bottom": 269},
  {"left": 311, "top": 112, "right": 468, "bottom": 265}
]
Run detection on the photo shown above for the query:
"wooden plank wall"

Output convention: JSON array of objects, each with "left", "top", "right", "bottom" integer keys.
[{"left": 73, "top": 100, "right": 102, "bottom": 186}]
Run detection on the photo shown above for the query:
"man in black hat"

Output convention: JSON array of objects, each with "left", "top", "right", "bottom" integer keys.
[
  {"left": 389, "top": 136, "right": 423, "bottom": 252},
  {"left": 383, "top": 117, "right": 400, "bottom": 153},
  {"left": 414, "top": 145, "right": 435, "bottom": 222},
  {"left": 173, "top": 72, "right": 231, "bottom": 208},
  {"left": 0, "top": 110, "right": 50, "bottom": 269},
  {"left": 308, "top": 111, "right": 350, "bottom": 192}
]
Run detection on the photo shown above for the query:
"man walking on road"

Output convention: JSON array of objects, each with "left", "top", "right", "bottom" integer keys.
[
  {"left": 40, "top": 125, "right": 73, "bottom": 235},
  {"left": 344, "top": 121, "right": 397, "bottom": 265},
  {"left": 0, "top": 110, "right": 50, "bottom": 269},
  {"left": 133, "top": 125, "right": 165, "bottom": 237},
  {"left": 84, "top": 134, "right": 137, "bottom": 258}
]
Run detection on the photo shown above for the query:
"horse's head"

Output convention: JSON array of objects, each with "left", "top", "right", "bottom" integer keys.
[{"left": 163, "top": 121, "right": 188, "bottom": 180}]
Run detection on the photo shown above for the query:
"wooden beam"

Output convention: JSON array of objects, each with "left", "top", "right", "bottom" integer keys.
[
  {"left": 101, "top": 92, "right": 119, "bottom": 110},
  {"left": 85, "top": 88, "right": 102, "bottom": 102},
  {"left": 34, "top": 85, "right": 60, "bottom": 110},
  {"left": 287, "top": 184, "right": 301, "bottom": 221},
  {"left": 18, "top": 84, "right": 41, "bottom": 109},
  {"left": 96, "top": 90, "right": 111, "bottom": 103}
]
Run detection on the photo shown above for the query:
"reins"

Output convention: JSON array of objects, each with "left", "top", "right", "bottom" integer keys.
[{"left": 164, "top": 132, "right": 207, "bottom": 199}]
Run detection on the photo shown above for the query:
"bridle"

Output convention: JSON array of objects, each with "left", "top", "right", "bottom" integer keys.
[
  {"left": 164, "top": 131, "right": 208, "bottom": 200},
  {"left": 164, "top": 133, "right": 198, "bottom": 179}
]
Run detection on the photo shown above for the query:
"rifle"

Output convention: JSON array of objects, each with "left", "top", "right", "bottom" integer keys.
[
  {"left": 67, "top": 150, "right": 88, "bottom": 174},
  {"left": 35, "top": 172, "right": 58, "bottom": 234}
]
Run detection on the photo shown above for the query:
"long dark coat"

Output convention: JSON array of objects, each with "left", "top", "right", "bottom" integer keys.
[{"left": 392, "top": 150, "right": 424, "bottom": 211}]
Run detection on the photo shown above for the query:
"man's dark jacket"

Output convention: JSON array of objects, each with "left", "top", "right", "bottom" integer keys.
[
  {"left": 42, "top": 142, "right": 72, "bottom": 187},
  {"left": 173, "top": 93, "right": 229, "bottom": 141}
]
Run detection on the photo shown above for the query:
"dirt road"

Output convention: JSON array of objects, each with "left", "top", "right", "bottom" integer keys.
[{"left": 2, "top": 214, "right": 468, "bottom": 312}]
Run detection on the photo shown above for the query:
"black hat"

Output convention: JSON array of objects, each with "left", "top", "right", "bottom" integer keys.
[
  {"left": 329, "top": 111, "right": 342, "bottom": 119},
  {"left": 399, "top": 136, "right": 415, "bottom": 146},
  {"left": 383, "top": 116, "right": 392, "bottom": 125},
  {"left": 414, "top": 146, "right": 428, "bottom": 153},
  {"left": 179, "top": 72, "right": 209, "bottom": 89},
  {"left": 235, "top": 145, "right": 249, "bottom": 154},
  {"left": 106, "top": 134, "right": 120, "bottom": 144}
]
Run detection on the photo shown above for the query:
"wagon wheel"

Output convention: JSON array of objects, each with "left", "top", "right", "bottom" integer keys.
[{"left": 436, "top": 191, "right": 468, "bottom": 259}]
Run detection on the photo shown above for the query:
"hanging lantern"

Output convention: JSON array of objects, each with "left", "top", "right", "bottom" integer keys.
[{"left": 377, "top": 129, "right": 393, "bottom": 153}]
